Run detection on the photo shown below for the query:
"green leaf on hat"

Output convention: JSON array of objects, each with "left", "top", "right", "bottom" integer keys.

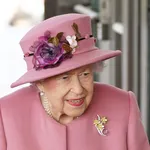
[
  {"left": 56, "top": 32, "right": 64, "bottom": 40},
  {"left": 62, "top": 43, "right": 72, "bottom": 53},
  {"left": 72, "top": 23, "right": 81, "bottom": 39},
  {"left": 48, "top": 37, "right": 54, "bottom": 43},
  {"left": 53, "top": 37, "right": 59, "bottom": 46}
]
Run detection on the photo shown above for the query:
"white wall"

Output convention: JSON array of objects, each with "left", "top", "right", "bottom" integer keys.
[
  {"left": 0, "top": 0, "right": 44, "bottom": 98},
  {"left": 0, "top": 26, "right": 30, "bottom": 97}
]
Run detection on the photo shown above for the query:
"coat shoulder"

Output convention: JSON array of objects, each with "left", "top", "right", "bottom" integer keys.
[
  {"left": 0, "top": 85, "right": 37, "bottom": 107},
  {"left": 94, "top": 82, "right": 129, "bottom": 97},
  {"left": 92, "top": 82, "right": 131, "bottom": 115}
]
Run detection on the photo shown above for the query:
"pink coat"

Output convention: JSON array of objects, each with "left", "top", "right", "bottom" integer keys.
[{"left": 0, "top": 83, "right": 149, "bottom": 150}]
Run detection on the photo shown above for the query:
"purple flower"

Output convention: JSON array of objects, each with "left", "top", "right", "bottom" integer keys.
[
  {"left": 38, "top": 36, "right": 48, "bottom": 41},
  {"left": 33, "top": 42, "right": 65, "bottom": 69},
  {"left": 37, "top": 31, "right": 51, "bottom": 42},
  {"left": 29, "top": 29, "right": 75, "bottom": 70},
  {"left": 44, "top": 30, "right": 51, "bottom": 38}
]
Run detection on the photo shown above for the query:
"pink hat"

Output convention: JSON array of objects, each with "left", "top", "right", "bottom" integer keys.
[{"left": 11, "top": 13, "right": 121, "bottom": 88}]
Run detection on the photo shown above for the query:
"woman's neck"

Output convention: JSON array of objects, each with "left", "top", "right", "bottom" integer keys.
[
  {"left": 43, "top": 101, "right": 79, "bottom": 125},
  {"left": 58, "top": 114, "right": 74, "bottom": 125}
]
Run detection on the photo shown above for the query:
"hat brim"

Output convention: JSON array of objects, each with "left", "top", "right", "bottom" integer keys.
[{"left": 11, "top": 48, "right": 121, "bottom": 88}]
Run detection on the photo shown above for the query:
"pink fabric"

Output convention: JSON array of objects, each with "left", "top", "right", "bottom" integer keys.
[
  {"left": 24, "top": 38, "right": 96, "bottom": 71},
  {"left": 11, "top": 49, "right": 121, "bottom": 88},
  {"left": 20, "top": 14, "right": 92, "bottom": 55},
  {"left": 11, "top": 14, "right": 121, "bottom": 88},
  {"left": 0, "top": 83, "right": 149, "bottom": 150}
]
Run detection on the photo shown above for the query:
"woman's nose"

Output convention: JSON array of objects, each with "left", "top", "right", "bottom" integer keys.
[{"left": 70, "top": 76, "right": 84, "bottom": 95}]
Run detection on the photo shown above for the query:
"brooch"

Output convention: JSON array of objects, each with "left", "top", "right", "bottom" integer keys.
[{"left": 93, "top": 115, "right": 108, "bottom": 136}]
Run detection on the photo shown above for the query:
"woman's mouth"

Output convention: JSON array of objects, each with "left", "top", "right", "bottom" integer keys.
[{"left": 67, "top": 98, "right": 84, "bottom": 106}]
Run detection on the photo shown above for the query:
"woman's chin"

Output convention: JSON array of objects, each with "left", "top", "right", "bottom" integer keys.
[{"left": 65, "top": 108, "right": 86, "bottom": 118}]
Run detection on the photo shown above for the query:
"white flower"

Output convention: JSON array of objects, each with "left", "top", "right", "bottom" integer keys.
[{"left": 66, "top": 35, "right": 78, "bottom": 49}]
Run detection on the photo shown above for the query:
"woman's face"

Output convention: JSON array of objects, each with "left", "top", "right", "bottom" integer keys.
[{"left": 41, "top": 65, "right": 94, "bottom": 118}]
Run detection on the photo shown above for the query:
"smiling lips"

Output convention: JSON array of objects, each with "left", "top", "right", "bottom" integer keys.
[{"left": 67, "top": 98, "right": 84, "bottom": 106}]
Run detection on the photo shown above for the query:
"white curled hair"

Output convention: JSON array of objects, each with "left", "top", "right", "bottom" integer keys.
[{"left": 91, "top": 61, "right": 106, "bottom": 73}]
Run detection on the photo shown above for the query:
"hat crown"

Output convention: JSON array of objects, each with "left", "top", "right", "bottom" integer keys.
[
  {"left": 11, "top": 13, "right": 121, "bottom": 88},
  {"left": 20, "top": 13, "right": 92, "bottom": 55}
]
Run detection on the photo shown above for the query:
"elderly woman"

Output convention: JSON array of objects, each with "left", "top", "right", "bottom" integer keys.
[{"left": 0, "top": 14, "right": 149, "bottom": 150}]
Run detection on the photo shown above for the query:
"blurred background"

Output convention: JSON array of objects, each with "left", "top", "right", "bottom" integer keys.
[{"left": 0, "top": 0, "right": 150, "bottom": 139}]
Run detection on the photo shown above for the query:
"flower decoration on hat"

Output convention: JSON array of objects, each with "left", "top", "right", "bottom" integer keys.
[
  {"left": 24, "top": 23, "right": 93, "bottom": 70},
  {"left": 93, "top": 115, "right": 108, "bottom": 136},
  {"left": 66, "top": 35, "right": 77, "bottom": 54}
]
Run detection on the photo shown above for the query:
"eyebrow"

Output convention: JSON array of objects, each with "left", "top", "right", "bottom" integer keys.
[{"left": 70, "top": 67, "right": 91, "bottom": 75}]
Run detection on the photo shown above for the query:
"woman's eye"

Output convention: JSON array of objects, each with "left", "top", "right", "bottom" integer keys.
[
  {"left": 83, "top": 72, "right": 90, "bottom": 76},
  {"left": 62, "top": 75, "right": 69, "bottom": 80},
  {"left": 79, "top": 72, "right": 90, "bottom": 77}
]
